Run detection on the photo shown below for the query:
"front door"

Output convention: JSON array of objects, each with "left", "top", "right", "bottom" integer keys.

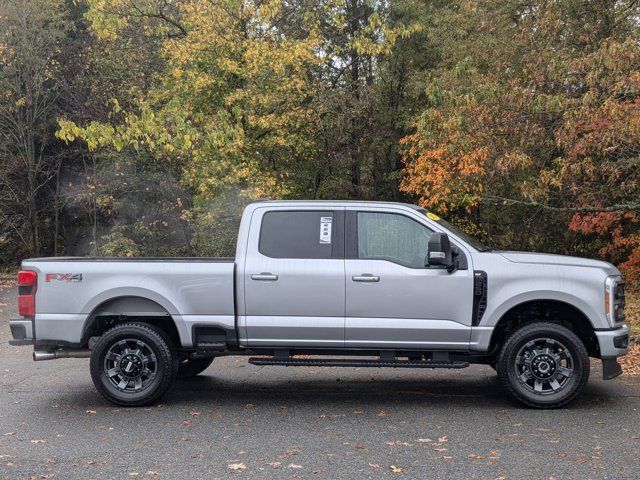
[
  {"left": 243, "top": 208, "right": 345, "bottom": 347},
  {"left": 345, "top": 208, "right": 474, "bottom": 350}
]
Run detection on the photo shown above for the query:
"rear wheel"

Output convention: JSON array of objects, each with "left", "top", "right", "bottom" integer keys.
[
  {"left": 90, "top": 323, "right": 178, "bottom": 407},
  {"left": 177, "top": 357, "right": 214, "bottom": 378},
  {"left": 497, "top": 322, "right": 590, "bottom": 408}
]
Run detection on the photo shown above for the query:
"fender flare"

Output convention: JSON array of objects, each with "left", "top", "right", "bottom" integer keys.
[
  {"left": 80, "top": 287, "right": 182, "bottom": 344},
  {"left": 484, "top": 290, "right": 600, "bottom": 330}
]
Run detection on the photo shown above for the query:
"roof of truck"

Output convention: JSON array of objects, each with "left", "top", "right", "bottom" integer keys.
[{"left": 250, "top": 199, "right": 424, "bottom": 210}]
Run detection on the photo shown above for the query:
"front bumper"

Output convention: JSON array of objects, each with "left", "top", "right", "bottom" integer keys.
[
  {"left": 9, "top": 318, "right": 34, "bottom": 346},
  {"left": 595, "top": 323, "right": 630, "bottom": 358},
  {"left": 596, "top": 323, "right": 630, "bottom": 380}
]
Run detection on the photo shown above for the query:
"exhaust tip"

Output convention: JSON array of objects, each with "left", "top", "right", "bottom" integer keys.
[{"left": 33, "top": 351, "right": 56, "bottom": 361}]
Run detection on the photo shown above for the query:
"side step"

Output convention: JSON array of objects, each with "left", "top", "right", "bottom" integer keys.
[{"left": 248, "top": 357, "right": 469, "bottom": 369}]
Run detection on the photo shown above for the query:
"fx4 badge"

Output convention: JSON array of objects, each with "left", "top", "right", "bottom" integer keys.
[{"left": 45, "top": 273, "right": 83, "bottom": 283}]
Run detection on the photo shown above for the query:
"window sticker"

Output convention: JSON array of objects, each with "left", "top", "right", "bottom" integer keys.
[{"left": 319, "top": 216, "right": 333, "bottom": 244}]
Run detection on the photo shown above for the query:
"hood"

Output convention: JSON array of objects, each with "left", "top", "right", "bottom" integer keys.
[{"left": 497, "top": 251, "right": 620, "bottom": 274}]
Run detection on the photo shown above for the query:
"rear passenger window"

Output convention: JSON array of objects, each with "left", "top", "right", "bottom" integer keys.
[{"left": 259, "top": 211, "right": 335, "bottom": 259}]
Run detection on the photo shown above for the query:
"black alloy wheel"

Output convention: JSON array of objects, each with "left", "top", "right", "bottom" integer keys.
[
  {"left": 497, "top": 322, "right": 590, "bottom": 408},
  {"left": 90, "top": 323, "right": 178, "bottom": 407}
]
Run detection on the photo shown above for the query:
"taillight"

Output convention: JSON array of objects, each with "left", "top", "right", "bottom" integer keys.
[{"left": 18, "top": 270, "right": 37, "bottom": 317}]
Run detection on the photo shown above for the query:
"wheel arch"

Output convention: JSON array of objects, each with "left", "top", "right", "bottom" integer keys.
[
  {"left": 489, "top": 299, "right": 600, "bottom": 358},
  {"left": 81, "top": 290, "right": 182, "bottom": 348}
]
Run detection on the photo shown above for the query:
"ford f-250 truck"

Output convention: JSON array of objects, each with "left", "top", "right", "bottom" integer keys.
[{"left": 9, "top": 200, "right": 630, "bottom": 408}]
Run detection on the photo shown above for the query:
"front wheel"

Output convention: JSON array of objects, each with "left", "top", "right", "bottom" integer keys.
[
  {"left": 497, "top": 322, "right": 590, "bottom": 408},
  {"left": 90, "top": 323, "right": 178, "bottom": 407}
]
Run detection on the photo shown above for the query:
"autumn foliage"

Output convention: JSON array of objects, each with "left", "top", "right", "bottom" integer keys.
[
  {"left": 1, "top": 0, "right": 639, "bottom": 277},
  {"left": 400, "top": 2, "right": 640, "bottom": 280}
]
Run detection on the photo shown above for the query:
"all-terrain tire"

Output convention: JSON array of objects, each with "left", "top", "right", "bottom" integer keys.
[
  {"left": 90, "top": 322, "right": 179, "bottom": 407},
  {"left": 497, "top": 322, "right": 590, "bottom": 409}
]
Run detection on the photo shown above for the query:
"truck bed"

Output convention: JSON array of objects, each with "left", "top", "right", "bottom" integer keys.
[{"left": 22, "top": 257, "right": 236, "bottom": 347}]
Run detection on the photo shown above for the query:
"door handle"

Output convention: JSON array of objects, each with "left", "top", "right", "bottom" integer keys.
[
  {"left": 251, "top": 273, "right": 279, "bottom": 281},
  {"left": 352, "top": 274, "right": 380, "bottom": 283}
]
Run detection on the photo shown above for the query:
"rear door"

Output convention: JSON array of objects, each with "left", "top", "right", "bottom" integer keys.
[{"left": 242, "top": 207, "right": 345, "bottom": 347}]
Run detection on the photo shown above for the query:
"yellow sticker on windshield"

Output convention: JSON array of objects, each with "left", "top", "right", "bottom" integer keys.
[{"left": 426, "top": 212, "right": 440, "bottom": 221}]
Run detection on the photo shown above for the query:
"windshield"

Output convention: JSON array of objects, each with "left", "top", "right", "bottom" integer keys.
[{"left": 418, "top": 209, "right": 491, "bottom": 251}]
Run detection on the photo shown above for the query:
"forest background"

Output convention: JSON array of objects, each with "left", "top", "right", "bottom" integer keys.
[{"left": 1, "top": 0, "right": 639, "bottom": 288}]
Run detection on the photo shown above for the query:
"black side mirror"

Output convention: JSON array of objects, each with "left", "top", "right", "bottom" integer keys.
[{"left": 427, "top": 232, "right": 456, "bottom": 272}]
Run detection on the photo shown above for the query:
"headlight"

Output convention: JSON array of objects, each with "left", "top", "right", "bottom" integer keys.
[{"left": 605, "top": 277, "right": 625, "bottom": 325}]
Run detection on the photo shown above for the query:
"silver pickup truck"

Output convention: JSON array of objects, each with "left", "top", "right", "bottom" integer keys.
[{"left": 9, "top": 200, "right": 630, "bottom": 408}]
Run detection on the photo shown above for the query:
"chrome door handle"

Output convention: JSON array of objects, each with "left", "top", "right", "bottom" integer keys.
[
  {"left": 251, "top": 273, "right": 279, "bottom": 281},
  {"left": 352, "top": 274, "right": 380, "bottom": 283}
]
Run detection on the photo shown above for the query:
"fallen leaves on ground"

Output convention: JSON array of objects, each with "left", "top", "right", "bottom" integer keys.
[
  {"left": 467, "top": 453, "right": 485, "bottom": 459},
  {"left": 227, "top": 462, "right": 246, "bottom": 470},
  {"left": 30, "top": 439, "right": 46, "bottom": 444},
  {"left": 390, "top": 465, "right": 405, "bottom": 473},
  {"left": 280, "top": 449, "right": 300, "bottom": 457},
  {"left": 0, "top": 279, "right": 17, "bottom": 289},
  {"left": 620, "top": 343, "right": 640, "bottom": 376}
]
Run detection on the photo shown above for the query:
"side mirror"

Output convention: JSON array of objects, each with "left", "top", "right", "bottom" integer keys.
[{"left": 427, "top": 232, "right": 456, "bottom": 272}]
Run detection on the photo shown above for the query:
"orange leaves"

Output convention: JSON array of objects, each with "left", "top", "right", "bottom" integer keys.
[
  {"left": 401, "top": 143, "right": 487, "bottom": 213},
  {"left": 400, "top": 102, "right": 491, "bottom": 214},
  {"left": 569, "top": 212, "right": 640, "bottom": 281}
]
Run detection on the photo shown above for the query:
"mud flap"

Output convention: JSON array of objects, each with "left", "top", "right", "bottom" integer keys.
[{"left": 602, "top": 358, "right": 623, "bottom": 380}]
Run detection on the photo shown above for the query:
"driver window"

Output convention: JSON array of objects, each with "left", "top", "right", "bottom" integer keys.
[{"left": 357, "top": 212, "right": 433, "bottom": 268}]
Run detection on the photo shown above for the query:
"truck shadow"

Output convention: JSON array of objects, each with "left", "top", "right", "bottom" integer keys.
[{"left": 159, "top": 372, "right": 628, "bottom": 411}]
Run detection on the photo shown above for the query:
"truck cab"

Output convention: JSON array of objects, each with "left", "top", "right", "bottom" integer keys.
[{"left": 9, "top": 200, "right": 630, "bottom": 408}]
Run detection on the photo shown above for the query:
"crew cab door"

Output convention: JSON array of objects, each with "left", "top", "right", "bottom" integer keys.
[
  {"left": 344, "top": 207, "right": 474, "bottom": 349},
  {"left": 241, "top": 207, "right": 345, "bottom": 347}
]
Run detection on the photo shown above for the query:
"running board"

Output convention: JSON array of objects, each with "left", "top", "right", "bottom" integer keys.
[{"left": 248, "top": 357, "right": 469, "bottom": 369}]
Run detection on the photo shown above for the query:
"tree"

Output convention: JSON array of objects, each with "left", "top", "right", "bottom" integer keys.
[
  {"left": 0, "top": 0, "right": 71, "bottom": 256},
  {"left": 400, "top": 0, "right": 640, "bottom": 276}
]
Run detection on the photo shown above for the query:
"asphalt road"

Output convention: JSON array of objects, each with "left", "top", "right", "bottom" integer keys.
[{"left": 1, "top": 285, "right": 639, "bottom": 480}]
